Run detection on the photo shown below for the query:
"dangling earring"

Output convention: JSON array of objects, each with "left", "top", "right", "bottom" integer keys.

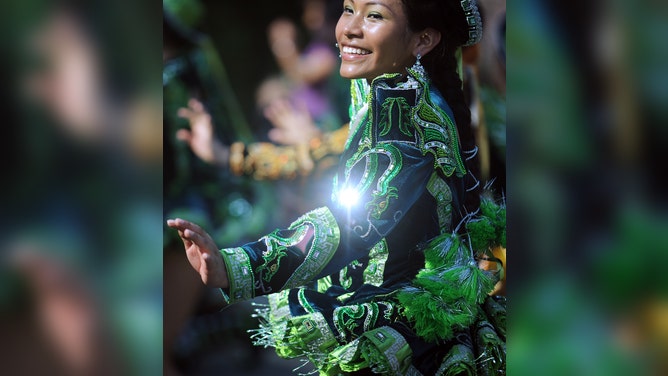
[
  {"left": 411, "top": 53, "right": 427, "bottom": 80},
  {"left": 335, "top": 43, "right": 341, "bottom": 58}
]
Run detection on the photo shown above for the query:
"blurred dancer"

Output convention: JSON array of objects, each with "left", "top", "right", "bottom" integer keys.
[
  {"left": 163, "top": 1, "right": 286, "bottom": 373},
  {"left": 4, "top": 1, "right": 162, "bottom": 375}
]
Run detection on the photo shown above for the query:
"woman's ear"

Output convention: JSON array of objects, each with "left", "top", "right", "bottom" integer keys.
[{"left": 413, "top": 28, "right": 441, "bottom": 57}]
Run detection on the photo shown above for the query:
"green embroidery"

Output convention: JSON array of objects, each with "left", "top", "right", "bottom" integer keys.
[
  {"left": 218, "top": 247, "right": 254, "bottom": 303},
  {"left": 343, "top": 149, "right": 377, "bottom": 198},
  {"left": 345, "top": 79, "right": 371, "bottom": 151},
  {"left": 363, "top": 240, "right": 389, "bottom": 286},
  {"left": 333, "top": 303, "right": 380, "bottom": 342},
  {"left": 426, "top": 172, "right": 454, "bottom": 232},
  {"left": 366, "top": 144, "right": 403, "bottom": 219},
  {"left": 316, "top": 275, "right": 333, "bottom": 293},
  {"left": 379, "top": 96, "right": 413, "bottom": 138},
  {"left": 298, "top": 288, "right": 316, "bottom": 314},
  {"left": 407, "top": 67, "right": 467, "bottom": 178},
  {"left": 338, "top": 260, "right": 363, "bottom": 290},
  {"left": 281, "top": 207, "right": 341, "bottom": 290},
  {"left": 257, "top": 225, "right": 308, "bottom": 283},
  {"left": 359, "top": 326, "right": 413, "bottom": 375}
]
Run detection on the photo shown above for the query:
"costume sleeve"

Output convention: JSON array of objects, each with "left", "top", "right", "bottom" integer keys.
[
  {"left": 226, "top": 125, "right": 349, "bottom": 181},
  {"left": 219, "top": 206, "right": 341, "bottom": 303}
]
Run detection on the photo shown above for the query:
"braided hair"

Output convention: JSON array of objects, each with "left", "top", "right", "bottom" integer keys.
[{"left": 402, "top": 0, "right": 481, "bottom": 211}]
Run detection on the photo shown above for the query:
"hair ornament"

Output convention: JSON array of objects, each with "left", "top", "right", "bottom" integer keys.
[{"left": 460, "top": 0, "right": 483, "bottom": 46}]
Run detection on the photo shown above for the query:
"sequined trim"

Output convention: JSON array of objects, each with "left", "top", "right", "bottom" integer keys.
[
  {"left": 257, "top": 226, "right": 309, "bottom": 286},
  {"left": 363, "top": 239, "right": 389, "bottom": 286},
  {"left": 297, "top": 288, "right": 316, "bottom": 314},
  {"left": 219, "top": 247, "right": 254, "bottom": 303},
  {"left": 406, "top": 68, "right": 466, "bottom": 178},
  {"left": 426, "top": 172, "right": 454, "bottom": 232},
  {"left": 281, "top": 207, "right": 341, "bottom": 290},
  {"left": 364, "top": 326, "right": 412, "bottom": 375},
  {"left": 293, "top": 312, "right": 339, "bottom": 364}
]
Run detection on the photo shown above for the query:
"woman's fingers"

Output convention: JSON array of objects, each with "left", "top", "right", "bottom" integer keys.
[
  {"left": 167, "top": 218, "right": 212, "bottom": 250},
  {"left": 167, "top": 218, "right": 205, "bottom": 235},
  {"left": 182, "top": 228, "right": 207, "bottom": 247}
]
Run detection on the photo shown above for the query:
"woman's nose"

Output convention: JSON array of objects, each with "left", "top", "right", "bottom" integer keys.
[{"left": 342, "top": 14, "right": 363, "bottom": 39}]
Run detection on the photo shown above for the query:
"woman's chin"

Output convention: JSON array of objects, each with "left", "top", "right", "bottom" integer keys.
[{"left": 339, "top": 66, "right": 367, "bottom": 80}]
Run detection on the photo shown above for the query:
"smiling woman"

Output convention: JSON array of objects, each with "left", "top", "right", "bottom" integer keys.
[{"left": 168, "top": 0, "right": 505, "bottom": 374}]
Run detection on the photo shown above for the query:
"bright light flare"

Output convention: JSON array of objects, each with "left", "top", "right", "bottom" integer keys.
[{"left": 338, "top": 187, "right": 360, "bottom": 208}]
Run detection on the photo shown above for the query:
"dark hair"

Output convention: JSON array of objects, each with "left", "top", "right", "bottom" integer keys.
[{"left": 402, "top": 0, "right": 481, "bottom": 210}]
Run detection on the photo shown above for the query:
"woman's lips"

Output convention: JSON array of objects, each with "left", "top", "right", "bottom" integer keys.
[{"left": 341, "top": 46, "right": 371, "bottom": 55}]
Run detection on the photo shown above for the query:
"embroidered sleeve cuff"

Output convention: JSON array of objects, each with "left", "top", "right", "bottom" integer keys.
[
  {"left": 281, "top": 207, "right": 341, "bottom": 290},
  {"left": 219, "top": 247, "right": 255, "bottom": 304}
]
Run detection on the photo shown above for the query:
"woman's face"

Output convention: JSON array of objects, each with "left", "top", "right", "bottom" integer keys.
[{"left": 335, "top": 0, "right": 418, "bottom": 82}]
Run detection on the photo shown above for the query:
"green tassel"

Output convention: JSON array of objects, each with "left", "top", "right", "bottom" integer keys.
[
  {"left": 466, "top": 196, "right": 506, "bottom": 251},
  {"left": 466, "top": 218, "right": 496, "bottom": 251},
  {"left": 424, "top": 232, "right": 471, "bottom": 269},
  {"left": 437, "top": 263, "right": 495, "bottom": 305},
  {"left": 397, "top": 287, "right": 474, "bottom": 343},
  {"left": 397, "top": 192, "right": 505, "bottom": 344}
]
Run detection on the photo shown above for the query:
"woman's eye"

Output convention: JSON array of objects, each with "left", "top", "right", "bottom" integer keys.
[
  {"left": 343, "top": 6, "right": 353, "bottom": 14},
  {"left": 368, "top": 12, "right": 383, "bottom": 20}
]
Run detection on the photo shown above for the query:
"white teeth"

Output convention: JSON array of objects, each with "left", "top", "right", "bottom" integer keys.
[{"left": 342, "top": 46, "right": 370, "bottom": 55}]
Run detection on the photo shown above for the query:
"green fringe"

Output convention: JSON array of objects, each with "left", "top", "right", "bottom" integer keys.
[
  {"left": 466, "top": 196, "right": 506, "bottom": 250},
  {"left": 397, "top": 233, "right": 496, "bottom": 342},
  {"left": 396, "top": 194, "right": 505, "bottom": 344}
]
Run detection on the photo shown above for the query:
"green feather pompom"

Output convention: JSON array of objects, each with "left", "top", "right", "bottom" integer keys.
[
  {"left": 398, "top": 193, "right": 505, "bottom": 343},
  {"left": 465, "top": 197, "right": 506, "bottom": 251},
  {"left": 423, "top": 232, "right": 472, "bottom": 270},
  {"left": 397, "top": 287, "right": 474, "bottom": 343},
  {"left": 466, "top": 217, "right": 496, "bottom": 251}
]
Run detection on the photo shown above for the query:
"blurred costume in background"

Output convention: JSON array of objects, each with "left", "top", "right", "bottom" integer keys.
[
  {"left": 258, "top": 0, "right": 351, "bottom": 224},
  {"left": 163, "top": 0, "right": 276, "bottom": 247},
  {"left": 216, "top": 63, "right": 506, "bottom": 374},
  {"left": 2, "top": 1, "right": 162, "bottom": 375},
  {"left": 163, "top": 0, "right": 278, "bottom": 372}
]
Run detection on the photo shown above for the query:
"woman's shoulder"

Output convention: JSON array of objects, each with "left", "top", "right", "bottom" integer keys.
[{"left": 369, "top": 72, "right": 467, "bottom": 178}]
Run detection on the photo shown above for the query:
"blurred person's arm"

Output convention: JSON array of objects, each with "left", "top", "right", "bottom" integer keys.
[{"left": 177, "top": 98, "right": 349, "bottom": 180}]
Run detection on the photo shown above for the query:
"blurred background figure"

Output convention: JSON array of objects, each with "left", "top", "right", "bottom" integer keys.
[
  {"left": 0, "top": 0, "right": 162, "bottom": 375},
  {"left": 257, "top": 0, "right": 349, "bottom": 223},
  {"left": 261, "top": 0, "right": 348, "bottom": 133},
  {"left": 162, "top": 0, "right": 280, "bottom": 374}
]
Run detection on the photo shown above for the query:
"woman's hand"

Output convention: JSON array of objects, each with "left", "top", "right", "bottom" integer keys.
[
  {"left": 176, "top": 98, "right": 229, "bottom": 167},
  {"left": 264, "top": 99, "right": 321, "bottom": 146},
  {"left": 166, "top": 218, "right": 229, "bottom": 288}
]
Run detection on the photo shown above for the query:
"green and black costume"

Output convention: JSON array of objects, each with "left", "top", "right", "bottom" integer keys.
[{"left": 218, "top": 70, "right": 506, "bottom": 375}]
